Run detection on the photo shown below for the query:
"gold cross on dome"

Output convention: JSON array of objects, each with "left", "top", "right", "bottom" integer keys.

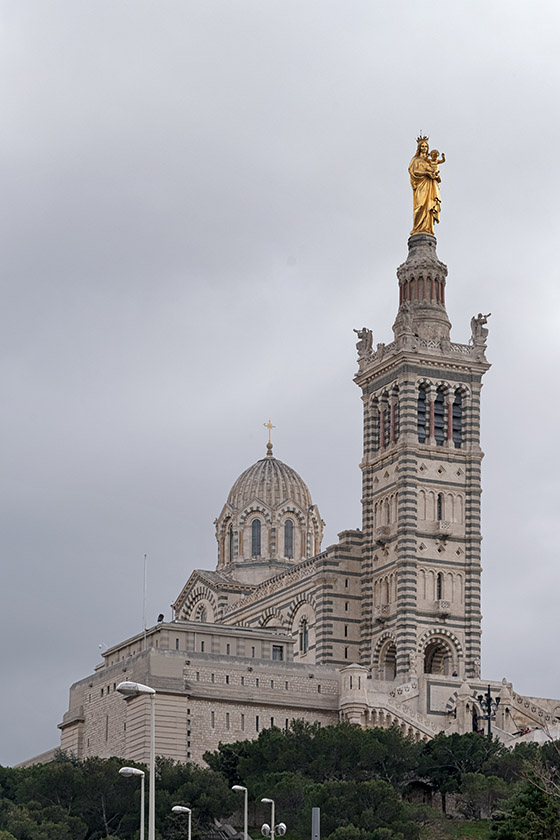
[{"left": 264, "top": 419, "right": 275, "bottom": 446}]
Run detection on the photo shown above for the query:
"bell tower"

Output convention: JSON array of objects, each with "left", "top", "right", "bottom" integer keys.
[{"left": 355, "top": 140, "right": 490, "bottom": 683}]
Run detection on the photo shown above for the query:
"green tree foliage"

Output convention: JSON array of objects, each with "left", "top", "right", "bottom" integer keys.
[
  {"left": 491, "top": 778, "right": 560, "bottom": 839},
  {"left": 303, "top": 779, "right": 420, "bottom": 840},
  {"left": 458, "top": 773, "right": 508, "bottom": 819},
  {"left": 205, "top": 721, "right": 421, "bottom": 791},
  {"left": 419, "top": 732, "right": 504, "bottom": 797},
  {"left": 4, "top": 729, "right": 560, "bottom": 839}
]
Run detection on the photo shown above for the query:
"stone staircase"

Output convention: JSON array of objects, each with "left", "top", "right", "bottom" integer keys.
[
  {"left": 510, "top": 691, "right": 559, "bottom": 729},
  {"left": 367, "top": 699, "right": 441, "bottom": 741}
]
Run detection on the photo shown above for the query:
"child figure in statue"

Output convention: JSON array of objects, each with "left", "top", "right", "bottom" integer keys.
[{"left": 429, "top": 149, "right": 445, "bottom": 178}]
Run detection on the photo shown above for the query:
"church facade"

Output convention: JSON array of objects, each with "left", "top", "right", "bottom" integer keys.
[{"left": 59, "top": 226, "right": 560, "bottom": 767}]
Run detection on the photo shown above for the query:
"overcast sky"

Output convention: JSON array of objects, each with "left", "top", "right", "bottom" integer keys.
[{"left": 1, "top": 1, "right": 560, "bottom": 766}]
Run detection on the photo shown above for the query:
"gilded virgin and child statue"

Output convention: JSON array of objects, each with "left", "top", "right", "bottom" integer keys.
[{"left": 409, "top": 135, "right": 445, "bottom": 236}]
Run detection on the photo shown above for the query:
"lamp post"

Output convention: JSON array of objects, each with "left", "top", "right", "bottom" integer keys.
[
  {"left": 119, "top": 767, "right": 145, "bottom": 840},
  {"left": 232, "top": 785, "right": 248, "bottom": 840},
  {"left": 477, "top": 684, "right": 501, "bottom": 738},
  {"left": 261, "top": 797, "right": 286, "bottom": 840},
  {"left": 172, "top": 805, "right": 192, "bottom": 840},
  {"left": 117, "top": 681, "right": 156, "bottom": 840}
]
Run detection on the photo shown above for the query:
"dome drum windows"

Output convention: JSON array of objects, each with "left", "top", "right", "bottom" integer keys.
[
  {"left": 284, "top": 519, "right": 294, "bottom": 559},
  {"left": 251, "top": 518, "right": 261, "bottom": 557}
]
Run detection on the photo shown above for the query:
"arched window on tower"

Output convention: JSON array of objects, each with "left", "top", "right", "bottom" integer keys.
[
  {"left": 417, "top": 386, "right": 428, "bottom": 443},
  {"left": 453, "top": 392, "right": 463, "bottom": 448},
  {"left": 392, "top": 388, "right": 400, "bottom": 443},
  {"left": 284, "top": 519, "right": 294, "bottom": 559},
  {"left": 383, "top": 404, "right": 390, "bottom": 447},
  {"left": 251, "top": 519, "right": 261, "bottom": 557},
  {"left": 299, "top": 619, "right": 309, "bottom": 654},
  {"left": 436, "top": 572, "right": 443, "bottom": 600},
  {"left": 228, "top": 524, "right": 234, "bottom": 563},
  {"left": 437, "top": 493, "right": 444, "bottom": 521},
  {"left": 434, "top": 390, "right": 445, "bottom": 445}
]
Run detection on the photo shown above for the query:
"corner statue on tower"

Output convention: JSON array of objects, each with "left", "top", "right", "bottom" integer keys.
[{"left": 409, "top": 134, "right": 445, "bottom": 236}]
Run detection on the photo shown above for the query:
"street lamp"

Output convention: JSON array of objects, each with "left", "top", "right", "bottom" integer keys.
[
  {"left": 117, "top": 681, "right": 156, "bottom": 840},
  {"left": 477, "top": 684, "right": 501, "bottom": 738},
  {"left": 261, "top": 797, "right": 286, "bottom": 840},
  {"left": 119, "top": 767, "right": 145, "bottom": 840},
  {"left": 232, "top": 785, "right": 248, "bottom": 840},
  {"left": 172, "top": 805, "right": 192, "bottom": 840}
]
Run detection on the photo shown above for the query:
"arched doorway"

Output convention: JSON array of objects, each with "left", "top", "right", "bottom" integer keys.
[
  {"left": 377, "top": 637, "right": 397, "bottom": 681},
  {"left": 424, "top": 639, "right": 453, "bottom": 675}
]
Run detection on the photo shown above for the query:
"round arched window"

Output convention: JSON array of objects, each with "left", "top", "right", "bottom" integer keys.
[
  {"left": 251, "top": 519, "right": 261, "bottom": 557},
  {"left": 284, "top": 519, "right": 294, "bottom": 558}
]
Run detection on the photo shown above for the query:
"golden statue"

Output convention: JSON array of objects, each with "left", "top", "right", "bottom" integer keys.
[{"left": 409, "top": 135, "right": 445, "bottom": 236}]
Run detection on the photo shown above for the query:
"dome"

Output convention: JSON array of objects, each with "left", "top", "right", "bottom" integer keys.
[{"left": 227, "top": 447, "right": 312, "bottom": 511}]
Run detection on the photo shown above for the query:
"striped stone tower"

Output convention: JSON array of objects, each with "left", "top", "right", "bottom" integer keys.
[{"left": 354, "top": 233, "right": 490, "bottom": 683}]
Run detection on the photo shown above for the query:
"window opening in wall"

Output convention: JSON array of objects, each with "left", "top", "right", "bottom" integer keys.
[
  {"left": 345, "top": 647, "right": 349, "bottom": 659},
  {"left": 417, "top": 386, "right": 427, "bottom": 443},
  {"left": 285, "top": 681, "right": 289, "bottom": 690},
  {"left": 251, "top": 518, "right": 261, "bottom": 557},
  {"left": 299, "top": 619, "right": 309, "bottom": 654},
  {"left": 251, "top": 646, "right": 255, "bottom": 657},
  {"left": 383, "top": 405, "right": 390, "bottom": 447},
  {"left": 228, "top": 523, "right": 234, "bottom": 563},
  {"left": 241, "top": 676, "right": 245, "bottom": 686},
  {"left": 270, "top": 717, "right": 274, "bottom": 728},
  {"left": 105, "top": 715, "right": 109, "bottom": 741},
  {"left": 200, "top": 641, "right": 205, "bottom": 652},
  {"left": 101, "top": 688, "right": 103, "bottom": 697},
  {"left": 256, "top": 715, "right": 260, "bottom": 732},
  {"left": 318, "top": 684, "right": 322, "bottom": 693},
  {"left": 453, "top": 392, "right": 463, "bottom": 448},
  {"left": 344, "top": 624, "right": 348, "bottom": 637},
  {"left": 241, "top": 713, "right": 245, "bottom": 731},
  {"left": 226, "top": 643, "right": 230, "bottom": 655},
  {"left": 211, "top": 673, "right": 215, "bottom": 683},
  {"left": 345, "top": 578, "right": 349, "bottom": 588},
  {"left": 270, "top": 680, "right": 274, "bottom": 689},
  {"left": 437, "top": 572, "right": 443, "bottom": 600},
  {"left": 285, "top": 718, "right": 289, "bottom": 730},
  {"left": 434, "top": 391, "right": 446, "bottom": 445},
  {"left": 437, "top": 493, "right": 443, "bottom": 521},
  {"left": 272, "top": 644, "right": 284, "bottom": 661},
  {"left": 211, "top": 711, "right": 215, "bottom": 728},
  {"left": 256, "top": 678, "right": 259, "bottom": 687},
  {"left": 284, "top": 519, "right": 294, "bottom": 558},
  {"left": 394, "top": 395, "right": 400, "bottom": 441},
  {"left": 226, "top": 712, "right": 230, "bottom": 730},
  {"left": 196, "top": 672, "right": 200, "bottom": 681},
  {"left": 175, "top": 638, "right": 179, "bottom": 650},
  {"left": 225, "top": 675, "right": 230, "bottom": 684},
  {"left": 345, "top": 601, "right": 349, "bottom": 612}
]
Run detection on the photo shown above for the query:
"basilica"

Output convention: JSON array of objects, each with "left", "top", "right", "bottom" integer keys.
[{"left": 58, "top": 145, "right": 560, "bottom": 766}]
